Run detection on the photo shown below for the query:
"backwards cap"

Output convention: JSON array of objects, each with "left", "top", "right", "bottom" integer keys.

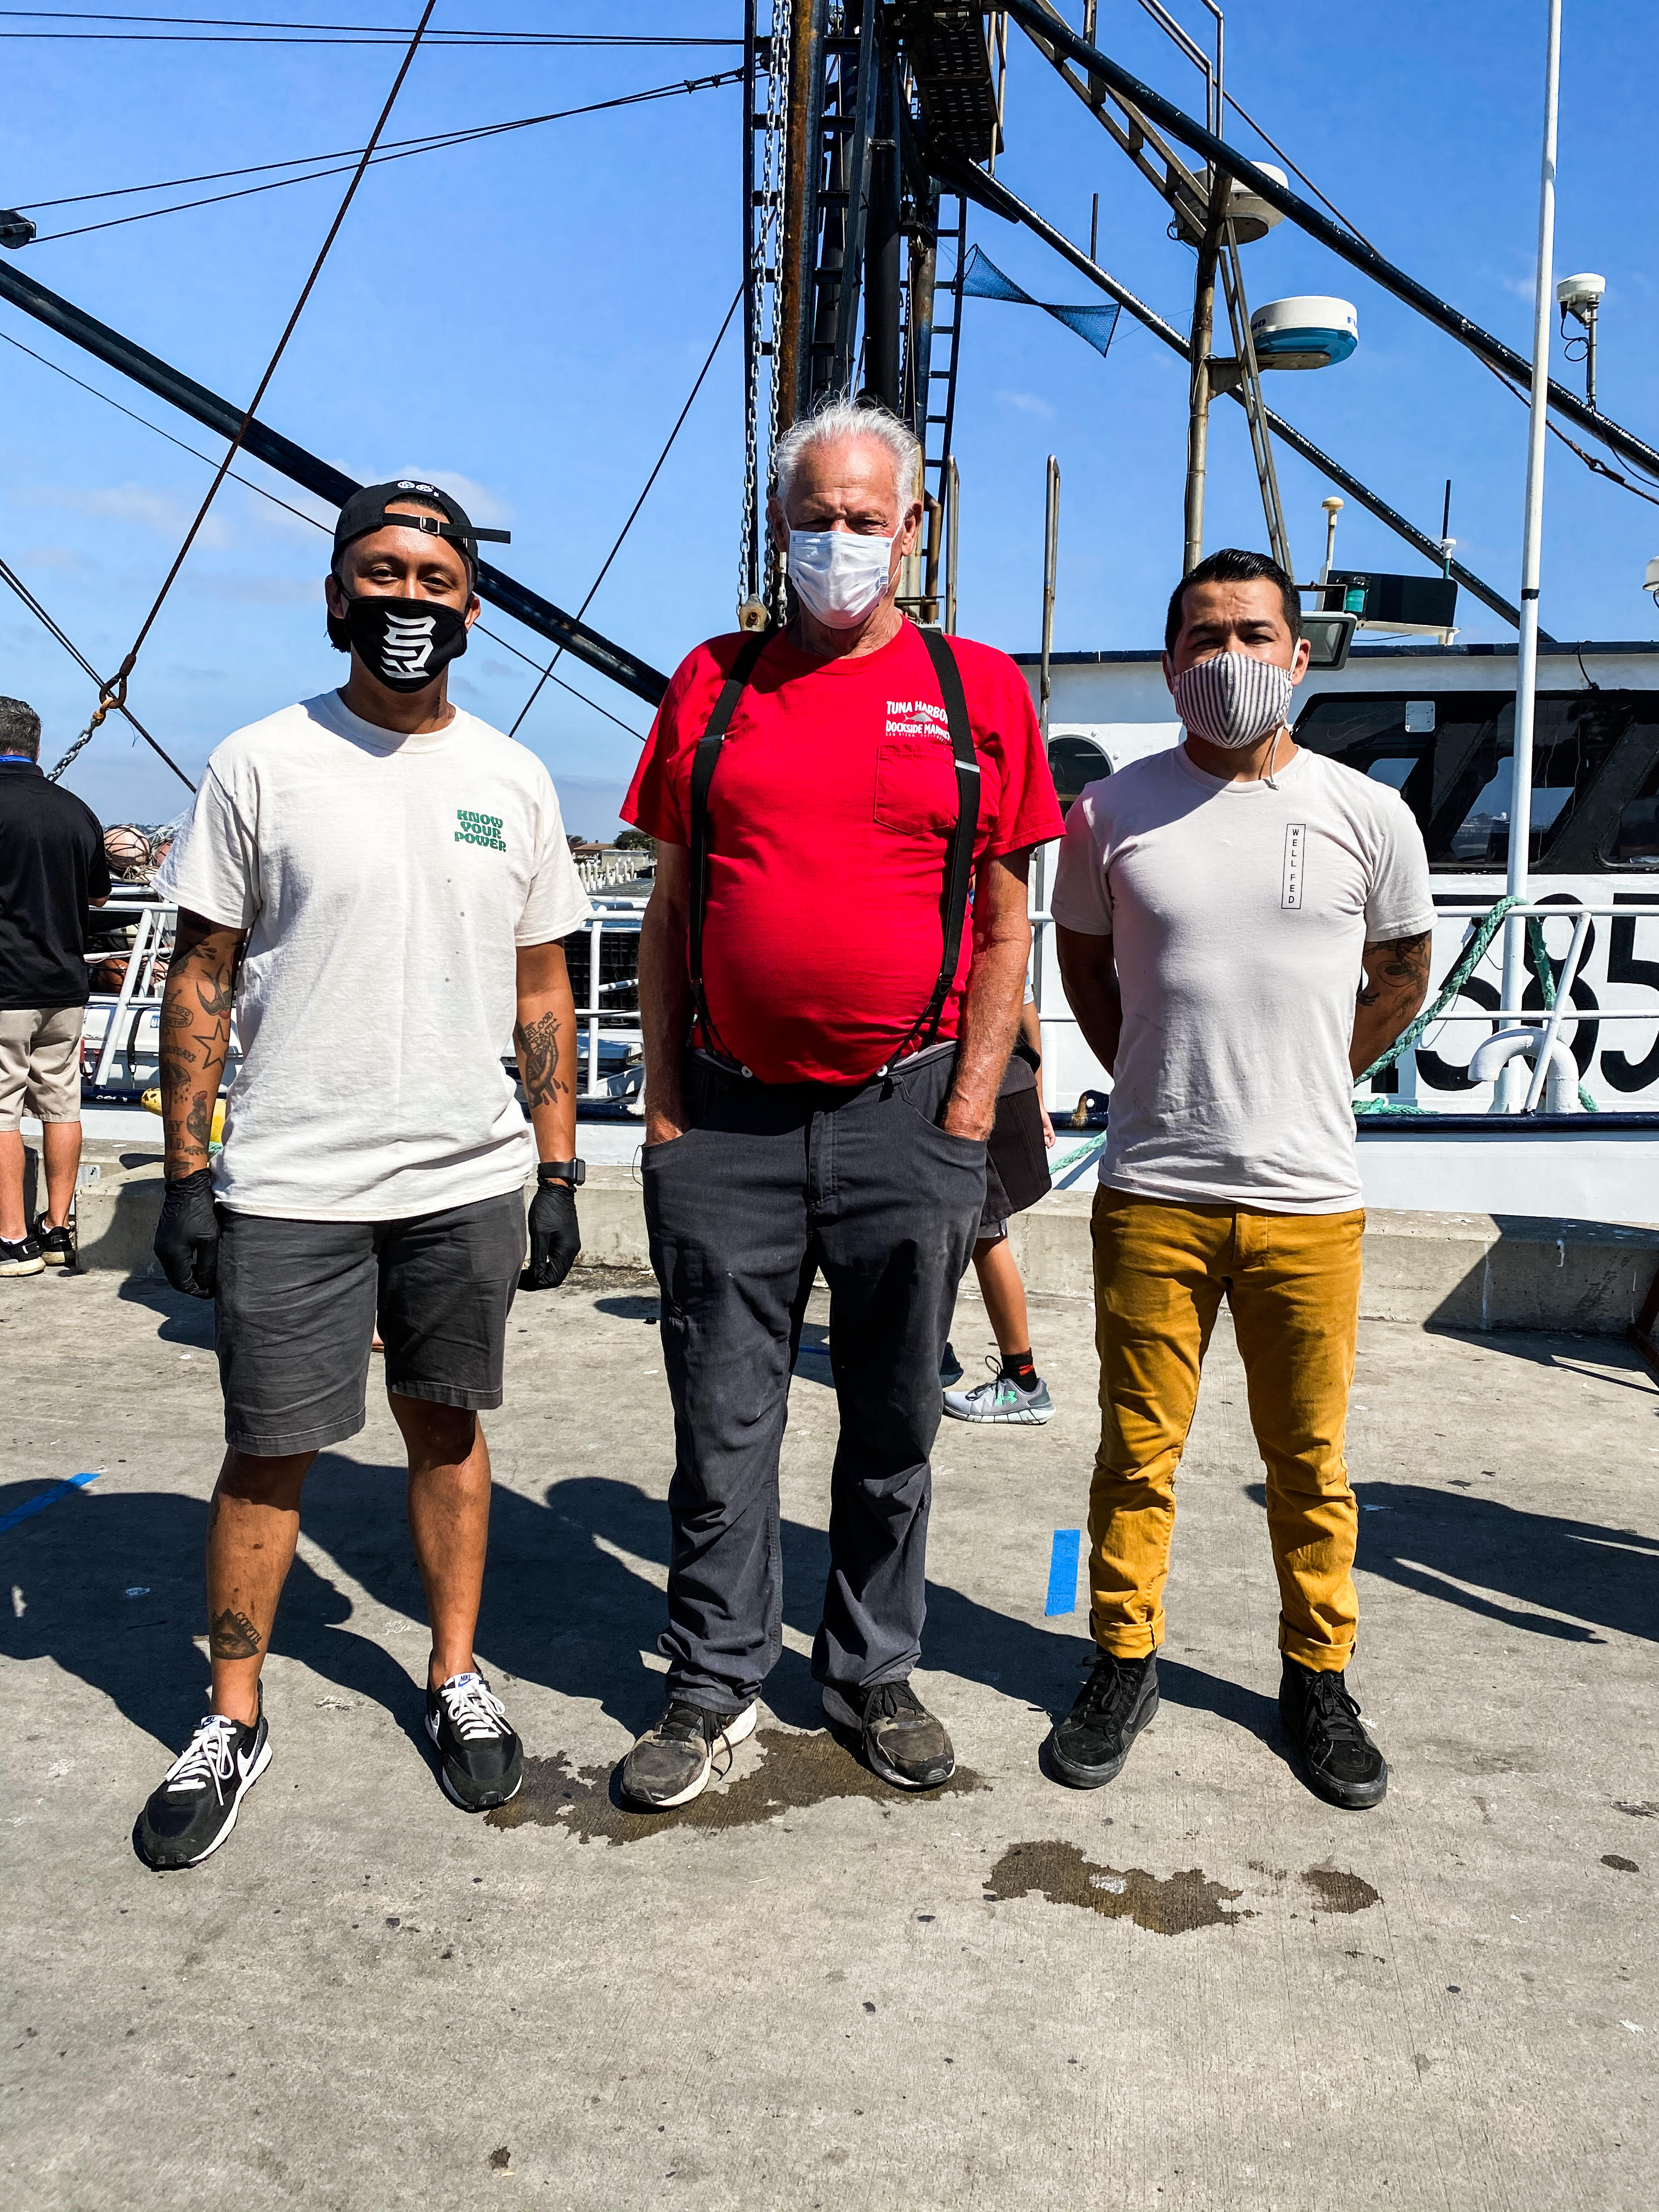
[{"left": 332, "top": 478, "right": 510, "bottom": 579}]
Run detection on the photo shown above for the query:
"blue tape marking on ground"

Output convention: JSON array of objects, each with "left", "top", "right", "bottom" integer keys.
[
  {"left": 1045, "top": 1527, "right": 1081, "bottom": 1616},
  {"left": 0, "top": 1469, "right": 101, "bottom": 1536}
]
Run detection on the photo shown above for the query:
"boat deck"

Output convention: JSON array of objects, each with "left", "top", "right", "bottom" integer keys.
[{"left": 2, "top": 1265, "right": 1654, "bottom": 2210}]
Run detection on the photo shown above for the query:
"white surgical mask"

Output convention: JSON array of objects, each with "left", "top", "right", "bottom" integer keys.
[
  {"left": 1171, "top": 648, "right": 1296, "bottom": 750},
  {"left": 787, "top": 527, "right": 895, "bottom": 628}
]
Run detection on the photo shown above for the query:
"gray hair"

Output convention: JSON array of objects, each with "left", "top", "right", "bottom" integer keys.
[
  {"left": 0, "top": 696, "right": 41, "bottom": 761},
  {"left": 771, "top": 396, "right": 921, "bottom": 515}
]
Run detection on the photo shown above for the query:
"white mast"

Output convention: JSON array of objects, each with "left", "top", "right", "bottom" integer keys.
[{"left": 1497, "top": 0, "right": 1562, "bottom": 1110}]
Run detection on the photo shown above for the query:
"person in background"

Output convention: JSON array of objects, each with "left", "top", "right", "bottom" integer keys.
[
  {"left": 1049, "top": 548, "right": 1434, "bottom": 1812},
  {"left": 0, "top": 695, "right": 109, "bottom": 1277},
  {"left": 134, "top": 481, "right": 591, "bottom": 1870},
  {"left": 619, "top": 397, "right": 1062, "bottom": 1809},
  {"left": 941, "top": 984, "right": 1057, "bottom": 1425}
]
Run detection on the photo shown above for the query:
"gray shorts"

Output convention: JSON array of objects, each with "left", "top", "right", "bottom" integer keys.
[{"left": 214, "top": 1192, "right": 527, "bottom": 1457}]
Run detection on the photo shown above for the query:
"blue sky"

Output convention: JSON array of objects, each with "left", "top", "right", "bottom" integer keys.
[{"left": 3, "top": 2, "right": 1656, "bottom": 836}]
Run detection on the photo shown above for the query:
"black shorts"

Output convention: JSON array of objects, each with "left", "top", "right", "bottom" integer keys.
[
  {"left": 979, "top": 1052, "right": 1052, "bottom": 1240},
  {"left": 213, "top": 1193, "right": 527, "bottom": 1457}
]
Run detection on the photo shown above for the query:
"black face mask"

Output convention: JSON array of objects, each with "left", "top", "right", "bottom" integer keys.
[{"left": 330, "top": 592, "right": 469, "bottom": 694}]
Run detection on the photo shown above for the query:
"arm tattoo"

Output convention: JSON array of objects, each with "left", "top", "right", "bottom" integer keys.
[
  {"left": 514, "top": 1009, "right": 569, "bottom": 1108},
  {"left": 208, "top": 1607, "right": 261, "bottom": 1659},
  {"left": 1357, "top": 930, "right": 1432, "bottom": 1007},
  {"left": 159, "top": 911, "right": 242, "bottom": 1172}
]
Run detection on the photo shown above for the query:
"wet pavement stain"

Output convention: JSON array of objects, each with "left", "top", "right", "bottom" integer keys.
[
  {"left": 985, "top": 1842, "right": 1251, "bottom": 1934},
  {"left": 487, "top": 1725, "right": 985, "bottom": 1844},
  {"left": 1302, "top": 1866, "right": 1381, "bottom": 1913}
]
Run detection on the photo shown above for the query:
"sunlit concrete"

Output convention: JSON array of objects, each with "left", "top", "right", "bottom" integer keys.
[{"left": 2, "top": 1260, "right": 1654, "bottom": 2210}]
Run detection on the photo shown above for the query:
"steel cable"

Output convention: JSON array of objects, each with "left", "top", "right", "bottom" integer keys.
[
  {"left": 0, "top": 554, "right": 197, "bottom": 789},
  {"left": 80, "top": 0, "right": 437, "bottom": 761},
  {"left": 507, "top": 284, "right": 743, "bottom": 740}
]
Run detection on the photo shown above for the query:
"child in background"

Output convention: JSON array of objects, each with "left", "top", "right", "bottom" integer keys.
[{"left": 941, "top": 986, "right": 1056, "bottom": 1425}]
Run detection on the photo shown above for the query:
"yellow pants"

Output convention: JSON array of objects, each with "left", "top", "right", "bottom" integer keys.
[{"left": 1088, "top": 1187, "right": 1364, "bottom": 1673}]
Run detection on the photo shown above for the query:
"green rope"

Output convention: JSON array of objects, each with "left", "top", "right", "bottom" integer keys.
[{"left": 1353, "top": 894, "right": 1597, "bottom": 1115}]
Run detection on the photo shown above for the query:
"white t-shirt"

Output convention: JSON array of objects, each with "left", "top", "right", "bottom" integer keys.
[
  {"left": 1050, "top": 743, "right": 1434, "bottom": 1212},
  {"left": 158, "top": 690, "right": 591, "bottom": 1221}
]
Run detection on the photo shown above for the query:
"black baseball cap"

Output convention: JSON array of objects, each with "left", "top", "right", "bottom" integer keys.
[{"left": 332, "top": 478, "right": 510, "bottom": 579}]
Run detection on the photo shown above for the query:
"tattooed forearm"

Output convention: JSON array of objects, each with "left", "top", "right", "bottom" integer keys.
[
  {"left": 1351, "top": 929, "right": 1434, "bottom": 1075},
  {"left": 208, "top": 1607, "right": 261, "bottom": 1659},
  {"left": 1356, "top": 930, "right": 1432, "bottom": 1008},
  {"left": 159, "top": 910, "right": 245, "bottom": 1175},
  {"left": 514, "top": 1009, "right": 569, "bottom": 1109}
]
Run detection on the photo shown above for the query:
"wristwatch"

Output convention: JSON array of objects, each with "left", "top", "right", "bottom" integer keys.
[{"left": 537, "top": 1158, "right": 586, "bottom": 1187}]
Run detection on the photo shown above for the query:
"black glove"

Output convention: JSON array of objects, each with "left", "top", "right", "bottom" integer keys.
[
  {"left": 522, "top": 1178, "right": 580, "bottom": 1291},
  {"left": 154, "top": 1166, "right": 220, "bottom": 1299}
]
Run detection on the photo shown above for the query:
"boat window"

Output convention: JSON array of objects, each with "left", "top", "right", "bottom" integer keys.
[
  {"left": 1047, "top": 733, "right": 1112, "bottom": 815},
  {"left": 1293, "top": 687, "right": 1659, "bottom": 870},
  {"left": 1607, "top": 757, "right": 1659, "bottom": 867},
  {"left": 1366, "top": 757, "right": 1417, "bottom": 790}
]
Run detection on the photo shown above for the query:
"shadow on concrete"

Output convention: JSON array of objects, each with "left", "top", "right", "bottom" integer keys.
[
  {"left": 2, "top": 1461, "right": 1087, "bottom": 1757},
  {"left": 0, "top": 1474, "right": 424, "bottom": 1755},
  {"left": 1244, "top": 1477, "right": 1657, "bottom": 1646},
  {"left": 1154, "top": 1658, "right": 1293, "bottom": 1767},
  {"left": 115, "top": 1271, "right": 216, "bottom": 1347}
]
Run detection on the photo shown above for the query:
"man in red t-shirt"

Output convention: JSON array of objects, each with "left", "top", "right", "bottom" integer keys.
[{"left": 619, "top": 400, "right": 1062, "bottom": 1810}]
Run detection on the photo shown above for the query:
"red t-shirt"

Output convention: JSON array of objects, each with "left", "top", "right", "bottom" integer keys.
[{"left": 622, "top": 620, "right": 1062, "bottom": 1084}]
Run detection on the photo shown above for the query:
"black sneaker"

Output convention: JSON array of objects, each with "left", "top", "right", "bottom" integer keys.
[
  {"left": 30, "top": 1214, "right": 75, "bottom": 1269},
  {"left": 136, "top": 1697, "right": 271, "bottom": 1869},
  {"left": 619, "top": 1696, "right": 759, "bottom": 1810},
  {"left": 1049, "top": 1650, "right": 1159, "bottom": 1788},
  {"left": 939, "top": 1341, "right": 965, "bottom": 1388},
  {"left": 425, "top": 1671, "right": 524, "bottom": 1811},
  {"left": 0, "top": 1235, "right": 44, "bottom": 1278},
  {"left": 822, "top": 1678, "right": 955, "bottom": 1790},
  {"left": 1279, "top": 1658, "right": 1388, "bottom": 1809}
]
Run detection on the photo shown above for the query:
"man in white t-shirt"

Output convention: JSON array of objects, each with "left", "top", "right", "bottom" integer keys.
[
  {"left": 1049, "top": 548, "right": 1434, "bottom": 1812},
  {"left": 135, "top": 481, "right": 592, "bottom": 1870}
]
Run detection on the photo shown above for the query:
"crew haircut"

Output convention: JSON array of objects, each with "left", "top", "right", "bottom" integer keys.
[
  {"left": 0, "top": 696, "right": 42, "bottom": 760},
  {"left": 772, "top": 394, "right": 922, "bottom": 515},
  {"left": 1165, "top": 547, "right": 1302, "bottom": 652}
]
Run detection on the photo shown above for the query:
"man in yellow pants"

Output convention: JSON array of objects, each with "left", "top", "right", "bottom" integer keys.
[{"left": 1050, "top": 549, "right": 1433, "bottom": 1809}]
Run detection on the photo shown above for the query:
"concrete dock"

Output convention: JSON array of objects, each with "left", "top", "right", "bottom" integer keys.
[{"left": 2, "top": 1254, "right": 1655, "bottom": 2210}]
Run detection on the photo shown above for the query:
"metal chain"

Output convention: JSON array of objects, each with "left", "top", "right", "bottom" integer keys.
[
  {"left": 47, "top": 710, "right": 108, "bottom": 785},
  {"left": 738, "top": 0, "right": 790, "bottom": 625}
]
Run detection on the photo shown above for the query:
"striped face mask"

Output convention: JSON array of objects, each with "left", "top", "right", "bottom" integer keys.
[{"left": 1171, "top": 649, "right": 1295, "bottom": 749}]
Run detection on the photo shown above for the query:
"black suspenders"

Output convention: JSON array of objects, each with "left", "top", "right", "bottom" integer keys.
[{"left": 685, "top": 623, "right": 981, "bottom": 1075}]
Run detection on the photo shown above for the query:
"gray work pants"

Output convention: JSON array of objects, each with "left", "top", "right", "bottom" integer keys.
[{"left": 641, "top": 1046, "right": 986, "bottom": 1712}]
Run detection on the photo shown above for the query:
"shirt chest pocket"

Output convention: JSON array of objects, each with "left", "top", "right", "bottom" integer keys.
[{"left": 873, "top": 738, "right": 961, "bottom": 838}]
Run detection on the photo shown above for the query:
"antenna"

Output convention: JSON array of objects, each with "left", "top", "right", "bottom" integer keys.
[
  {"left": 1556, "top": 272, "right": 1605, "bottom": 410},
  {"left": 1440, "top": 478, "right": 1455, "bottom": 577},
  {"left": 1319, "top": 495, "right": 1342, "bottom": 584}
]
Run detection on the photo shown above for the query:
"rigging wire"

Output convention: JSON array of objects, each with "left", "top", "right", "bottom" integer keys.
[
  {"left": 0, "top": 327, "right": 647, "bottom": 742},
  {"left": 80, "top": 0, "right": 437, "bottom": 762},
  {"left": 0, "top": 328, "right": 330, "bottom": 531},
  {"left": 0, "top": 11, "right": 740, "bottom": 44},
  {"left": 508, "top": 283, "right": 743, "bottom": 740},
  {"left": 19, "top": 80, "right": 738, "bottom": 210},
  {"left": 0, "top": 555, "right": 197, "bottom": 789},
  {"left": 1221, "top": 92, "right": 1659, "bottom": 505},
  {"left": 22, "top": 73, "right": 742, "bottom": 243}
]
